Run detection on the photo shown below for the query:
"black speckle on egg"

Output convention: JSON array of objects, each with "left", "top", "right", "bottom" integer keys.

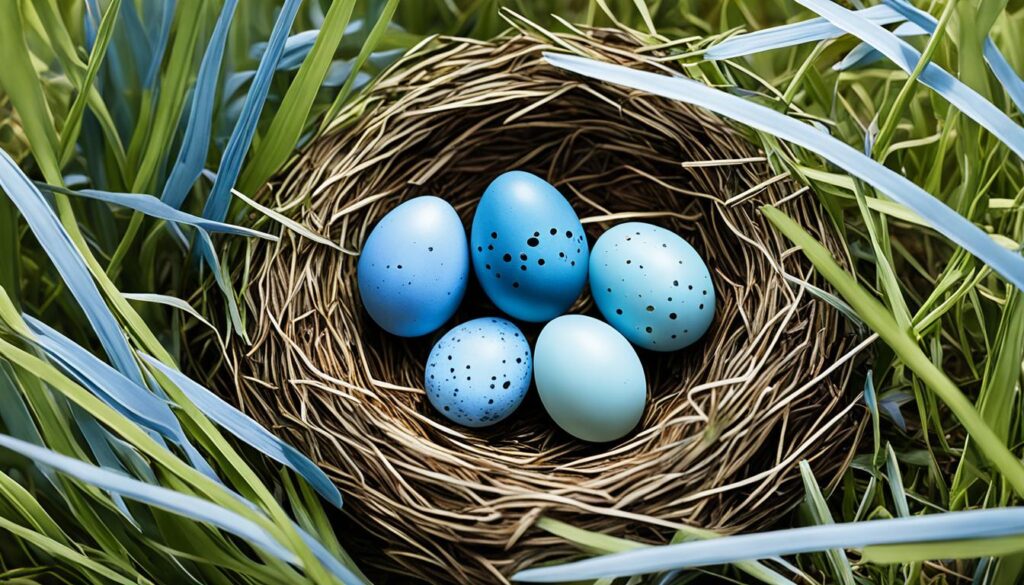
[
  {"left": 485, "top": 264, "right": 491, "bottom": 270},
  {"left": 646, "top": 326, "right": 653, "bottom": 333},
  {"left": 646, "top": 305, "right": 654, "bottom": 312},
  {"left": 550, "top": 228, "right": 557, "bottom": 235},
  {"left": 487, "top": 244, "right": 494, "bottom": 251},
  {"left": 527, "top": 237, "right": 539, "bottom": 247},
  {"left": 503, "top": 253, "right": 512, "bottom": 262},
  {"left": 616, "top": 308, "right": 623, "bottom": 315},
  {"left": 512, "top": 282, "right": 520, "bottom": 288},
  {"left": 503, "top": 381, "right": 511, "bottom": 389},
  {"left": 669, "top": 313, "right": 678, "bottom": 320},
  {"left": 491, "top": 232, "right": 498, "bottom": 239},
  {"left": 538, "top": 259, "right": 545, "bottom": 266},
  {"left": 520, "top": 253, "right": 528, "bottom": 261},
  {"left": 565, "top": 230, "right": 573, "bottom": 239},
  {"left": 699, "top": 304, "right": 705, "bottom": 310},
  {"left": 520, "top": 265, "right": 527, "bottom": 271}
]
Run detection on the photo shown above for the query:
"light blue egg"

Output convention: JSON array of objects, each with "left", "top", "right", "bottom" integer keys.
[
  {"left": 470, "top": 171, "right": 589, "bottom": 322},
  {"left": 425, "top": 318, "right": 532, "bottom": 427},
  {"left": 357, "top": 196, "right": 469, "bottom": 337},
  {"left": 534, "top": 315, "right": 646, "bottom": 442},
  {"left": 589, "top": 222, "right": 715, "bottom": 351}
]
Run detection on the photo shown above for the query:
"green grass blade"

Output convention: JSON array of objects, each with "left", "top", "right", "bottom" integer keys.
[
  {"left": 799, "top": 461, "right": 855, "bottom": 585},
  {"left": 238, "top": 0, "right": 358, "bottom": 195},
  {"left": 761, "top": 205, "right": 1024, "bottom": 497},
  {"left": 321, "top": 0, "right": 400, "bottom": 129}
]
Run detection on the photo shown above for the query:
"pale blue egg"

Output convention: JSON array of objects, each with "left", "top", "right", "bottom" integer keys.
[
  {"left": 534, "top": 315, "right": 646, "bottom": 442},
  {"left": 589, "top": 222, "right": 715, "bottom": 351},
  {"left": 425, "top": 318, "right": 532, "bottom": 427},
  {"left": 357, "top": 196, "right": 469, "bottom": 337},
  {"left": 470, "top": 171, "right": 589, "bottom": 322}
]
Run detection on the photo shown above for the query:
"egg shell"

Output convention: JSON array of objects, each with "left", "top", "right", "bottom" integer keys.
[
  {"left": 534, "top": 315, "right": 646, "bottom": 442},
  {"left": 425, "top": 318, "right": 532, "bottom": 427},
  {"left": 357, "top": 196, "right": 469, "bottom": 337},
  {"left": 589, "top": 222, "right": 715, "bottom": 351},
  {"left": 470, "top": 171, "right": 589, "bottom": 322}
]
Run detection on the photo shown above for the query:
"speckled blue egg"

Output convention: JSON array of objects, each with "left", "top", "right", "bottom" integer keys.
[
  {"left": 534, "top": 315, "right": 646, "bottom": 442},
  {"left": 470, "top": 171, "right": 589, "bottom": 322},
  {"left": 425, "top": 318, "right": 532, "bottom": 427},
  {"left": 590, "top": 222, "right": 715, "bottom": 351},
  {"left": 357, "top": 196, "right": 469, "bottom": 337}
]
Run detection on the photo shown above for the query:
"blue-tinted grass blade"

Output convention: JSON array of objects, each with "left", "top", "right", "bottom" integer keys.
[
  {"left": 0, "top": 149, "right": 143, "bottom": 384},
  {"left": 512, "top": 508, "right": 1024, "bottom": 581},
  {"left": 0, "top": 434, "right": 298, "bottom": 565},
  {"left": 160, "top": 0, "right": 239, "bottom": 209},
  {"left": 200, "top": 0, "right": 303, "bottom": 225},
  {"left": 705, "top": 4, "right": 903, "bottom": 60},
  {"left": 69, "top": 404, "right": 136, "bottom": 522},
  {"left": 23, "top": 316, "right": 220, "bottom": 480},
  {"left": 298, "top": 530, "right": 368, "bottom": 585},
  {"left": 543, "top": 54, "right": 1024, "bottom": 290},
  {"left": 35, "top": 183, "right": 276, "bottom": 240},
  {"left": 250, "top": 29, "right": 319, "bottom": 71},
  {"left": 794, "top": 0, "right": 1024, "bottom": 163},
  {"left": 141, "top": 354, "right": 343, "bottom": 509},
  {"left": 882, "top": 0, "right": 1024, "bottom": 113},
  {"left": 143, "top": 0, "right": 175, "bottom": 89},
  {"left": 834, "top": 21, "right": 926, "bottom": 71},
  {"left": 25, "top": 317, "right": 179, "bottom": 439}
]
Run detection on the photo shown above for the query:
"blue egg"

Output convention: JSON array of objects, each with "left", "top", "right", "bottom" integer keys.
[
  {"left": 534, "top": 315, "right": 646, "bottom": 442},
  {"left": 425, "top": 318, "right": 532, "bottom": 427},
  {"left": 357, "top": 196, "right": 469, "bottom": 337},
  {"left": 470, "top": 171, "right": 589, "bottom": 322},
  {"left": 589, "top": 222, "right": 715, "bottom": 351}
]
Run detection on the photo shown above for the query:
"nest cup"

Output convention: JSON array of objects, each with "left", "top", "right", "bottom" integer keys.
[{"left": 231, "top": 27, "right": 864, "bottom": 583}]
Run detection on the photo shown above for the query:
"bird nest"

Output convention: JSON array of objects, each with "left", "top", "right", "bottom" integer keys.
[{"left": 227, "top": 25, "right": 865, "bottom": 584}]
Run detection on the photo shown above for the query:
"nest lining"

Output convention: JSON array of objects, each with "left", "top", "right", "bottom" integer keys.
[{"left": 227, "top": 26, "right": 865, "bottom": 584}]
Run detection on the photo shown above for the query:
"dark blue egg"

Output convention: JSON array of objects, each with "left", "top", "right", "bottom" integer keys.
[
  {"left": 357, "top": 196, "right": 469, "bottom": 337},
  {"left": 425, "top": 318, "right": 532, "bottom": 427},
  {"left": 470, "top": 171, "right": 588, "bottom": 322}
]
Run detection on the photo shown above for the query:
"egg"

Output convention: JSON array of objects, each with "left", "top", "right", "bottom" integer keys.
[
  {"left": 425, "top": 318, "right": 532, "bottom": 427},
  {"left": 357, "top": 196, "right": 469, "bottom": 337},
  {"left": 589, "top": 222, "right": 715, "bottom": 351},
  {"left": 534, "top": 315, "right": 646, "bottom": 442},
  {"left": 470, "top": 171, "right": 589, "bottom": 322}
]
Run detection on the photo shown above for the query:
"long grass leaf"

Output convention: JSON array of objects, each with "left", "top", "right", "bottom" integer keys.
[
  {"left": 793, "top": 0, "right": 1024, "bottom": 163},
  {"left": 761, "top": 206, "right": 1024, "bottom": 492},
  {"left": 882, "top": 0, "right": 1024, "bottom": 113},
  {"left": 239, "top": 0, "right": 357, "bottom": 194},
  {"left": 0, "top": 434, "right": 298, "bottom": 566},
  {"left": 201, "top": 0, "right": 303, "bottom": 225},
  {"left": 36, "top": 183, "right": 276, "bottom": 240},
  {"left": 704, "top": 4, "right": 903, "bottom": 60},
  {"left": 0, "top": 150, "right": 142, "bottom": 383},
  {"left": 141, "top": 354, "right": 342, "bottom": 509},
  {"left": 543, "top": 53, "right": 1024, "bottom": 291},
  {"left": 160, "top": 0, "right": 240, "bottom": 209},
  {"left": 23, "top": 316, "right": 219, "bottom": 480},
  {"left": 22, "top": 317, "right": 180, "bottom": 441},
  {"left": 322, "top": 0, "right": 400, "bottom": 128},
  {"left": 0, "top": 515, "right": 138, "bottom": 585},
  {"left": 799, "top": 462, "right": 855, "bottom": 585},
  {"left": 512, "top": 508, "right": 1024, "bottom": 581},
  {"left": 0, "top": 3, "right": 62, "bottom": 183}
]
